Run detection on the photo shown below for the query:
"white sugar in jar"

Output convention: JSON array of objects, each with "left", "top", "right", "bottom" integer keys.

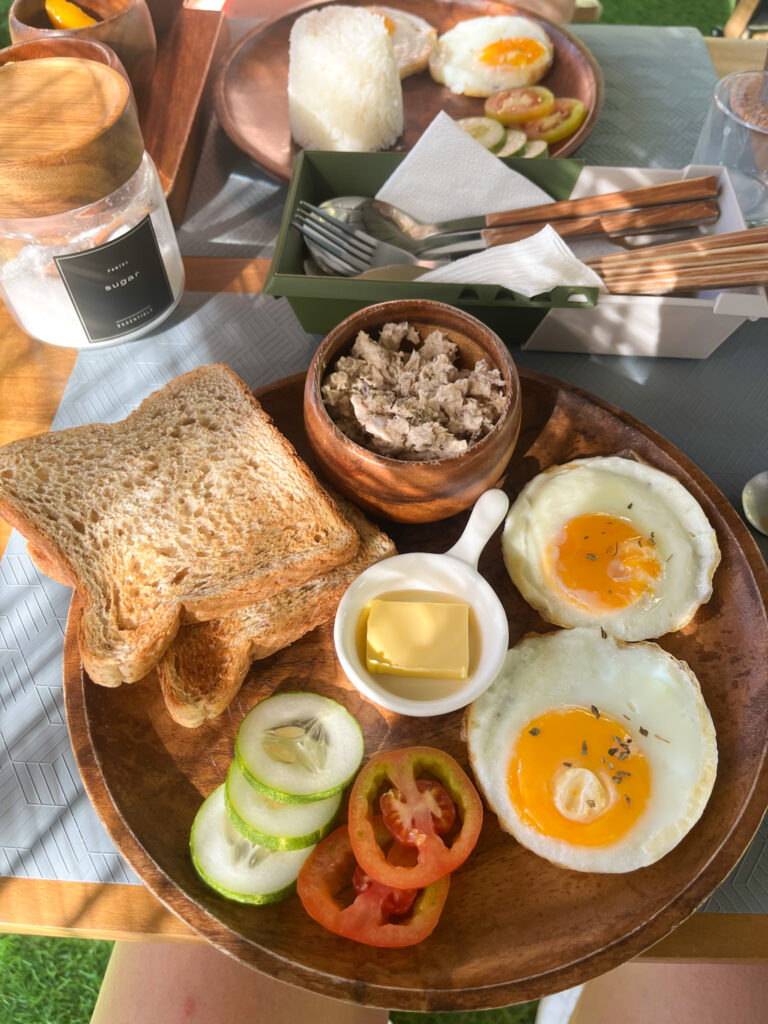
[{"left": 0, "top": 58, "right": 184, "bottom": 349}]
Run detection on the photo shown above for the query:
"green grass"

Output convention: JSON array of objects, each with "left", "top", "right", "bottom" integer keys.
[
  {"left": 600, "top": 0, "right": 736, "bottom": 35},
  {"left": 0, "top": 935, "right": 113, "bottom": 1024},
  {"left": 0, "top": 0, "right": 10, "bottom": 48}
]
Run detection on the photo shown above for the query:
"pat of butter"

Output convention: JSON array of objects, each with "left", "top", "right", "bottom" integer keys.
[{"left": 365, "top": 598, "right": 470, "bottom": 679}]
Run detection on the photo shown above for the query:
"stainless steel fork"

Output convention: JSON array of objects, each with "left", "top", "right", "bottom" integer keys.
[{"left": 292, "top": 202, "right": 447, "bottom": 276}]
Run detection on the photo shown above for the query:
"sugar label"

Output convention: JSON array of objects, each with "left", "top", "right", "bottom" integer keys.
[{"left": 54, "top": 215, "right": 174, "bottom": 343}]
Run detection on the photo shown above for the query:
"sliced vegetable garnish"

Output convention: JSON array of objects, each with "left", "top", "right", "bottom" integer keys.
[
  {"left": 225, "top": 760, "right": 341, "bottom": 851},
  {"left": 524, "top": 98, "right": 586, "bottom": 144},
  {"left": 190, "top": 786, "right": 312, "bottom": 904},
  {"left": 495, "top": 129, "right": 528, "bottom": 158},
  {"left": 523, "top": 140, "right": 549, "bottom": 158},
  {"left": 234, "top": 692, "right": 364, "bottom": 803},
  {"left": 456, "top": 116, "right": 506, "bottom": 151},
  {"left": 484, "top": 85, "right": 556, "bottom": 125},
  {"left": 348, "top": 746, "right": 483, "bottom": 889},
  {"left": 297, "top": 820, "right": 450, "bottom": 948}
]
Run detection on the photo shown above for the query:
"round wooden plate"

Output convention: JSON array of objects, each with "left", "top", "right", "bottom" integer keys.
[
  {"left": 214, "top": 0, "right": 604, "bottom": 183},
  {"left": 64, "top": 368, "right": 768, "bottom": 1012}
]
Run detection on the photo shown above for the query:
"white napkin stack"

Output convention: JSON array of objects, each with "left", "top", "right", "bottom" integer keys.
[{"left": 374, "top": 112, "right": 603, "bottom": 295}]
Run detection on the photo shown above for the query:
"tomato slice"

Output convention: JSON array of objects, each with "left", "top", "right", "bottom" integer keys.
[
  {"left": 524, "top": 98, "right": 586, "bottom": 144},
  {"left": 352, "top": 864, "right": 417, "bottom": 917},
  {"left": 484, "top": 85, "right": 555, "bottom": 125},
  {"left": 380, "top": 778, "right": 456, "bottom": 846},
  {"left": 348, "top": 747, "right": 483, "bottom": 889},
  {"left": 297, "top": 821, "right": 450, "bottom": 948}
]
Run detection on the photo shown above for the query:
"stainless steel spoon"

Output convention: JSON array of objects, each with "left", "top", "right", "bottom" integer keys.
[
  {"left": 742, "top": 471, "right": 768, "bottom": 535},
  {"left": 318, "top": 196, "right": 487, "bottom": 256}
]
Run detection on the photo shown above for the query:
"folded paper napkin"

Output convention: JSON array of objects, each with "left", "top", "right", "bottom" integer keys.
[
  {"left": 375, "top": 111, "right": 552, "bottom": 221},
  {"left": 419, "top": 225, "right": 605, "bottom": 297}
]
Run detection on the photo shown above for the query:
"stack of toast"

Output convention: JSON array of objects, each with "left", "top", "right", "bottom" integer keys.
[{"left": 0, "top": 364, "right": 395, "bottom": 726}]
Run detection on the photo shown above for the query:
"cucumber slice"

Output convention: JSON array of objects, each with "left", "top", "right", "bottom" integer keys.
[
  {"left": 225, "top": 761, "right": 341, "bottom": 850},
  {"left": 456, "top": 116, "right": 506, "bottom": 152},
  {"left": 234, "top": 692, "right": 364, "bottom": 804},
  {"left": 523, "top": 140, "right": 549, "bottom": 159},
  {"left": 190, "top": 786, "right": 312, "bottom": 904},
  {"left": 495, "top": 129, "right": 528, "bottom": 158}
]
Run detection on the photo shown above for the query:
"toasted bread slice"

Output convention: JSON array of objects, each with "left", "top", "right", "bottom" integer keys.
[
  {"left": 157, "top": 498, "right": 396, "bottom": 727},
  {"left": 0, "top": 365, "right": 359, "bottom": 687}
]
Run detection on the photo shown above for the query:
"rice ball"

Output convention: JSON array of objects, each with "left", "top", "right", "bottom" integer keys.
[{"left": 288, "top": 6, "right": 404, "bottom": 152}]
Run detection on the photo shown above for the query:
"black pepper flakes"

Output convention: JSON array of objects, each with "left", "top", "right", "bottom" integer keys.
[
  {"left": 591, "top": 705, "right": 600, "bottom": 719},
  {"left": 529, "top": 727, "right": 541, "bottom": 736},
  {"left": 581, "top": 741, "right": 588, "bottom": 756},
  {"left": 600, "top": 627, "right": 608, "bottom": 639},
  {"left": 586, "top": 553, "right": 597, "bottom": 561},
  {"left": 639, "top": 726, "right": 649, "bottom": 737}
]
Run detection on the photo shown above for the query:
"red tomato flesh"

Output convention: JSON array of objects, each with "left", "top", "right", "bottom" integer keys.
[{"left": 380, "top": 778, "right": 456, "bottom": 847}]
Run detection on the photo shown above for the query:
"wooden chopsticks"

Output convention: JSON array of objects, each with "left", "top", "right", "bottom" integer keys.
[
  {"left": 586, "top": 227, "right": 768, "bottom": 295},
  {"left": 484, "top": 175, "right": 721, "bottom": 228},
  {"left": 482, "top": 200, "right": 720, "bottom": 247}
]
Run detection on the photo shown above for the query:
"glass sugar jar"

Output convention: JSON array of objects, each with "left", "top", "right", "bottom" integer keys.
[{"left": 0, "top": 57, "right": 184, "bottom": 349}]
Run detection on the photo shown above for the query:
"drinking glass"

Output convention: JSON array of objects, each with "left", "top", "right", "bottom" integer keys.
[{"left": 692, "top": 71, "right": 768, "bottom": 226}]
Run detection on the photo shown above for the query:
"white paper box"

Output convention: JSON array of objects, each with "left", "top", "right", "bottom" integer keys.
[{"left": 523, "top": 165, "right": 768, "bottom": 359}]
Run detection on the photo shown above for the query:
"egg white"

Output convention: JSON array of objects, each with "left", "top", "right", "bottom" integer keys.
[
  {"left": 502, "top": 456, "right": 720, "bottom": 641},
  {"left": 367, "top": 6, "right": 437, "bottom": 78},
  {"left": 465, "top": 628, "right": 718, "bottom": 873},
  {"left": 429, "top": 15, "right": 554, "bottom": 97}
]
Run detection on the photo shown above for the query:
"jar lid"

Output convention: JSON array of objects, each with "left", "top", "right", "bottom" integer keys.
[{"left": 0, "top": 58, "right": 145, "bottom": 219}]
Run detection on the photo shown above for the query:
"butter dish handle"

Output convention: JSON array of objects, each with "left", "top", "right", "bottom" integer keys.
[{"left": 444, "top": 489, "right": 509, "bottom": 570}]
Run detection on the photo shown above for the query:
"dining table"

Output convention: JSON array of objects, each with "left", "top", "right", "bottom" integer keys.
[{"left": 1, "top": 2, "right": 768, "bottom": 993}]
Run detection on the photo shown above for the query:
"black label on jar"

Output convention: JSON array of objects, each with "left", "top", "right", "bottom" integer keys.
[{"left": 54, "top": 215, "right": 174, "bottom": 344}]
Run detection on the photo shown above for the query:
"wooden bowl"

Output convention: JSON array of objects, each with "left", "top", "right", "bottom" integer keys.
[
  {"left": 9, "top": 0, "right": 156, "bottom": 110},
  {"left": 303, "top": 299, "right": 522, "bottom": 523}
]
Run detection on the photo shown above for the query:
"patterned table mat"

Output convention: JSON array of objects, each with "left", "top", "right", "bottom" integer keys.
[{"left": 0, "top": 24, "right": 766, "bottom": 915}]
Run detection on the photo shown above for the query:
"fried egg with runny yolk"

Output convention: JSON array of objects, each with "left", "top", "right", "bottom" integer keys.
[
  {"left": 366, "top": 6, "right": 437, "bottom": 78},
  {"left": 429, "top": 15, "right": 554, "bottom": 97},
  {"left": 466, "top": 628, "right": 717, "bottom": 873},
  {"left": 502, "top": 456, "right": 720, "bottom": 641}
]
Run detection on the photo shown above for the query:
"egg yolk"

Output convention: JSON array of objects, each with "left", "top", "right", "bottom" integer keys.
[
  {"left": 369, "top": 8, "right": 396, "bottom": 33},
  {"left": 547, "top": 513, "right": 663, "bottom": 613},
  {"left": 507, "top": 706, "right": 650, "bottom": 847},
  {"left": 477, "top": 37, "right": 546, "bottom": 68}
]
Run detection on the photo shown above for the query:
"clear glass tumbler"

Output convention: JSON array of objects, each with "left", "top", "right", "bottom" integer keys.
[{"left": 692, "top": 71, "right": 768, "bottom": 226}]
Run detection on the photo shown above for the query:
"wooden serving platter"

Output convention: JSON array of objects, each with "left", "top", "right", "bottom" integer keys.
[
  {"left": 214, "top": 0, "right": 604, "bottom": 184},
  {"left": 63, "top": 368, "right": 768, "bottom": 1012}
]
